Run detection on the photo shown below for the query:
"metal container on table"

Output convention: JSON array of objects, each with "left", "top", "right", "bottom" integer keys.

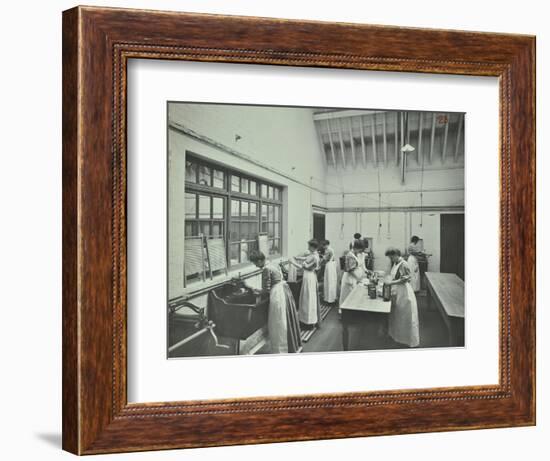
[{"left": 368, "top": 282, "right": 377, "bottom": 299}]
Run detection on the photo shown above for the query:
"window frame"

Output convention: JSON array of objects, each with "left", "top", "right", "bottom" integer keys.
[{"left": 184, "top": 153, "right": 284, "bottom": 275}]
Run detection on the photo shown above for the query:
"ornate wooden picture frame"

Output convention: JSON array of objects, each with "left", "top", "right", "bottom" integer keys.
[{"left": 62, "top": 6, "right": 535, "bottom": 455}]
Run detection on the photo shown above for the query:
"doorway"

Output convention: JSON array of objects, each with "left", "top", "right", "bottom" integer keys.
[
  {"left": 313, "top": 213, "right": 326, "bottom": 242},
  {"left": 440, "top": 213, "right": 465, "bottom": 280}
]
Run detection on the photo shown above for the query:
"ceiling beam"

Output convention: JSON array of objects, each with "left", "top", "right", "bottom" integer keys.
[
  {"left": 399, "top": 112, "right": 404, "bottom": 176},
  {"left": 417, "top": 112, "right": 423, "bottom": 165},
  {"left": 442, "top": 113, "right": 450, "bottom": 163},
  {"left": 348, "top": 118, "right": 356, "bottom": 168},
  {"left": 383, "top": 112, "right": 388, "bottom": 167},
  {"left": 359, "top": 115, "right": 367, "bottom": 167},
  {"left": 371, "top": 113, "right": 377, "bottom": 166},
  {"left": 399, "top": 112, "right": 404, "bottom": 166},
  {"left": 337, "top": 118, "right": 346, "bottom": 168},
  {"left": 314, "top": 121, "right": 328, "bottom": 168},
  {"left": 454, "top": 114, "right": 463, "bottom": 161},
  {"left": 429, "top": 112, "right": 436, "bottom": 164},
  {"left": 395, "top": 112, "right": 399, "bottom": 165},
  {"left": 326, "top": 119, "right": 337, "bottom": 168}
]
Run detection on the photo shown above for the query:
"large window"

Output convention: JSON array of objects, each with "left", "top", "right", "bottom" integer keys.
[{"left": 184, "top": 154, "right": 283, "bottom": 279}]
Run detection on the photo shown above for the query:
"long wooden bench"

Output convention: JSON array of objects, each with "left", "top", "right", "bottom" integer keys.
[{"left": 424, "top": 272, "right": 465, "bottom": 347}]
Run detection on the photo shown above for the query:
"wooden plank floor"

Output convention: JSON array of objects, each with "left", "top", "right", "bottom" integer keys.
[{"left": 302, "top": 306, "right": 343, "bottom": 353}]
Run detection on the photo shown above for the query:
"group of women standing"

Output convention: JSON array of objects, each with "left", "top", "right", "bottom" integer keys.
[{"left": 247, "top": 235, "right": 424, "bottom": 354}]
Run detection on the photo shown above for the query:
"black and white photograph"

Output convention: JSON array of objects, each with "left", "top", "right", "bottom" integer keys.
[{"left": 167, "top": 102, "right": 465, "bottom": 358}]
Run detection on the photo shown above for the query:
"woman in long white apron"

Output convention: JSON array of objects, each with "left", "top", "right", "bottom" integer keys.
[
  {"left": 249, "top": 250, "right": 302, "bottom": 353},
  {"left": 339, "top": 240, "right": 366, "bottom": 313},
  {"left": 292, "top": 240, "right": 321, "bottom": 328},
  {"left": 385, "top": 247, "right": 420, "bottom": 347},
  {"left": 321, "top": 240, "right": 338, "bottom": 304},
  {"left": 406, "top": 236, "right": 423, "bottom": 292}
]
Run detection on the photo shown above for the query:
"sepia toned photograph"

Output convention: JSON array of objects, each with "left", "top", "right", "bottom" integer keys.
[{"left": 167, "top": 102, "right": 465, "bottom": 358}]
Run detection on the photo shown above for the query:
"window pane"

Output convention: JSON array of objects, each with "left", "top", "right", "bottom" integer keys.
[
  {"left": 211, "top": 222, "right": 223, "bottom": 237},
  {"left": 185, "top": 193, "right": 196, "bottom": 219},
  {"left": 240, "top": 242, "right": 249, "bottom": 263},
  {"left": 198, "top": 165, "right": 211, "bottom": 186},
  {"left": 231, "top": 200, "right": 240, "bottom": 217},
  {"left": 212, "top": 197, "right": 223, "bottom": 219},
  {"left": 247, "top": 222, "right": 257, "bottom": 239},
  {"left": 230, "top": 244, "right": 239, "bottom": 265},
  {"left": 230, "top": 222, "right": 239, "bottom": 241},
  {"left": 200, "top": 222, "right": 211, "bottom": 236},
  {"left": 241, "top": 178, "right": 249, "bottom": 194},
  {"left": 270, "top": 239, "right": 280, "bottom": 255},
  {"left": 198, "top": 196, "right": 211, "bottom": 219},
  {"left": 185, "top": 161, "right": 197, "bottom": 183},
  {"left": 183, "top": 160, "right": 284, "bottom": 265},
  {"left": 185, "top": 222, "right": 197, "bottom": 237},
  {"left": 213, "top": 169, "right": 224, "bottom": 188},
  {"left": 231, "top": 175, "right": 240, "bottom": 192}
]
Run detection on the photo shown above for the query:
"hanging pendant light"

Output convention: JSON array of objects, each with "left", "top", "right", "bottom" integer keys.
[
  {"left": 400, "top": 112, "right": 416, "bottom": 184},
  {"left": 400, "top": 143, "right": 415, "bottom": 184}
]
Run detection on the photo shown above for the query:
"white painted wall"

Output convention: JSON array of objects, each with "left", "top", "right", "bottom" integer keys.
[
  {"left": 323, "top": 155, "right": 465, "bottom": 273},
  {"left": 324, "top": 162, "right": 464, "bottom": 208},
  {"left": 325, "top": 210, "right": 465, "bottom": 273}
]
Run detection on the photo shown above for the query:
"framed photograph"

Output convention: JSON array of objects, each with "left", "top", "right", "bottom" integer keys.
[{"left": 62, "top": 6, "right": 535, "bottom": 455}]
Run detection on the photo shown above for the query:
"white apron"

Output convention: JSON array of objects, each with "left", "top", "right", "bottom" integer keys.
[
  {"left": 268, "top": 282, "right": 289, "bottom": 353},
  {"left": 299, "top": 270, "right": 319, "bottom": 325},
  {"left": 339, "top": 252, "right": 365, "bottom": 307},
  {"left": 323, "top": 251, "right": 338, "bottom": 303},
  {"left": 298, "top": 253, "right": 320, "bottom": 326},
  {"left": 388, "top": 260, "right": 420, "bottom": 347},
  {"left": 407, "top": 254, "right": 421, "bottom": 292},
  {"left": 357, "top": 252, "right": 367, "bottom": 272}
]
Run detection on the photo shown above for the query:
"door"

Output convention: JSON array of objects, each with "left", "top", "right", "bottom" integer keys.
[
  {"left": 313, "top": 213, "right": 326, "bottom": 242},
  {"left": 440, "top": 213, "right": 465, "bottom": 280}
]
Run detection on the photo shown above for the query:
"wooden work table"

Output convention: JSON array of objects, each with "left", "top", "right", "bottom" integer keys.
[
  {"left": 340, "top": 284, "right": 392, "bottom": 351},
  {"left": 424, "top": 272, "right": 465, "bottom": 347}
]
